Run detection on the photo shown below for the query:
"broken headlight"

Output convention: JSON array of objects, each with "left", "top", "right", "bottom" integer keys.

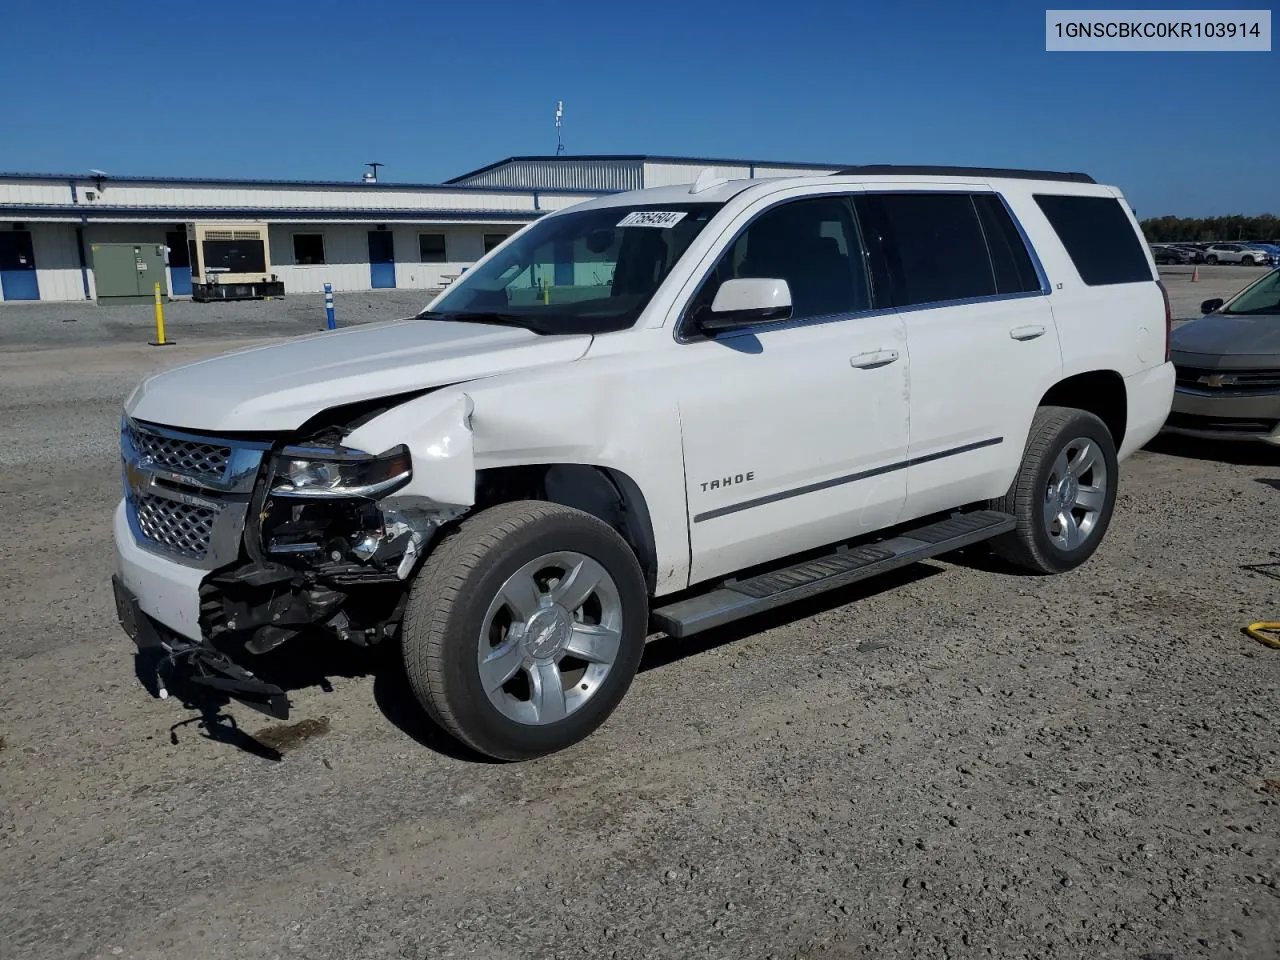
[{"left": 270, "top": 444, "right": 411, "bottom": 499}]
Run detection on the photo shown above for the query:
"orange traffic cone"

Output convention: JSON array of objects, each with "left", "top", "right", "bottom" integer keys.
[{"left": 1190, "top": 266, "right": 1200, "bottom": 282}]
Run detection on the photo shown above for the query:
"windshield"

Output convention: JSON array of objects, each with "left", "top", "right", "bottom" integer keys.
[
  {"left": 1223, "top": 269, "right": 1280, "bottom": 316},
  {"left": 421, "top": 202, "right": 722, "bottom": 334}
]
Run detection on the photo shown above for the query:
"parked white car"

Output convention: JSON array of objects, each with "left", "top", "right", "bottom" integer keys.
[
  {"left": 1204, "top": 243, "right": 1268, "bottom": 265},
  {"left": 113, "top": 165, "right": 1175, "bottom": 759}
]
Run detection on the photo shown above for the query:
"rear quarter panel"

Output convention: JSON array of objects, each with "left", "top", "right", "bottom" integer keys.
[{"left": 1003, "top": 183, "right": 1167, "bottom": 382}]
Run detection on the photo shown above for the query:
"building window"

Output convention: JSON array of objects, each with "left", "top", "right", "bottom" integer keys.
[
  {"left": 483, "top": 233, "right": 508, "bottom": 254},
  {"left": 293, "top": 233, "right": 326, "bottom": 265},
  {"left": 419, "top": 233, "right": 447, "bottom": 263}
]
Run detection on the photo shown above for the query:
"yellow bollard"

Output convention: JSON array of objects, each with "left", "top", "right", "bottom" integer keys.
[{"left": 149, "top": 281, "right": 173, "bottom": 346}]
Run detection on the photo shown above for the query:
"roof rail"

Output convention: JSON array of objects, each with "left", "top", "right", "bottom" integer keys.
[{"left": 832, "top": 164, "right": 1096, "bottom": 184}]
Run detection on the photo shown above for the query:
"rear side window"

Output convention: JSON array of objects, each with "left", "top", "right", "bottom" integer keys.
[
  {"left": 973, "top": 194, "right": 1042, "bottom": 294},
  {"left": 1033, "top": 194, "right": 1153, "bottom": 286},
  {"left": 854, "top": 193, "right": 996, "bottom": 307}
]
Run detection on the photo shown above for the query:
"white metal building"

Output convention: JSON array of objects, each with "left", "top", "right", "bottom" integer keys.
[{"left": 0, "top": 155, "right": 842, "bottom": 303}]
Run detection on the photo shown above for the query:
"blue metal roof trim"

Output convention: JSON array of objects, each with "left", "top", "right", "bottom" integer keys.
[
  {"left": 0, "top": 171, "right": 602, "bottom": 196},
  {"left": 446, "top": 154, "right": 850, "bottom": 184},
  {"left": 0, "top": 204, "right": 549, "bottom": 221}
]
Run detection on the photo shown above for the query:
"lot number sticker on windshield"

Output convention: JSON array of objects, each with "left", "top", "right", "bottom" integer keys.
[{"left": 617, "top": 210, "right": 687, "bottom": 228}]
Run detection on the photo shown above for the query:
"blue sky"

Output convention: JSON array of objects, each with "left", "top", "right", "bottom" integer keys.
[{"left": 0, "top": 0, "right": 1275, "bottom": 217}]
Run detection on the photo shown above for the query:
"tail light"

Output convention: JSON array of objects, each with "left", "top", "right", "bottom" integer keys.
[{"left": 1157, "top": 279, "right": 1172, "bottom": 362}]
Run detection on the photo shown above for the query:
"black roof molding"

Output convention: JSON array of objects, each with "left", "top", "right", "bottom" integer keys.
[{"left": 833, "top": 164, "right": 1096, "bottom": 184}]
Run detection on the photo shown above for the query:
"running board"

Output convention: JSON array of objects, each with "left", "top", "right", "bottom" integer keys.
[{"left": 651, "top": 509, "right": 1015, "bottom": 638}]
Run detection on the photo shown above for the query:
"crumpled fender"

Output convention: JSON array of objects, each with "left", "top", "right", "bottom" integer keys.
[{"left": 343, "top": 390, "right": 476, "bottom": 507}]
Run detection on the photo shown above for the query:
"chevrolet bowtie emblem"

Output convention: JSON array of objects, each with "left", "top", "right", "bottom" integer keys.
[
  {"left": 1198, "top": 374, "right": 1236, "bottom": 387},
  {"left": 124, "top": 459, "right": 151, "bottom": 494}
]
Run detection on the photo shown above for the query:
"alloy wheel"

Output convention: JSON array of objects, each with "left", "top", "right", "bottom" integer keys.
[{"left": 476, "top": 551, "right": 624, "bottom": 725}]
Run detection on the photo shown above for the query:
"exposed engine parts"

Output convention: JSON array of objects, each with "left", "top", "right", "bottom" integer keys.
[{"left": 197, "top": 416, "right": 468, "bottom": 657}]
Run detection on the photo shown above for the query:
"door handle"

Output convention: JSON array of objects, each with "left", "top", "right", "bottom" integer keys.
[
  {"left": 1010, "top": 324, "right": 1047, "bottom": 341},
  {"left": 850, "top": 349, "right": 900, "bottom": 369}
]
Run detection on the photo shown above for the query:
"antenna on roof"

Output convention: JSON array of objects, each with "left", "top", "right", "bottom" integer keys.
[
  {"left": 554, "top": 101, "right": 564, "bottom": 156},
  {"left": 690, "top": 168, "right": 729, "bottom": 194},
  {"left": 363, "top": 162, "right": 383, "bottom": 183}
]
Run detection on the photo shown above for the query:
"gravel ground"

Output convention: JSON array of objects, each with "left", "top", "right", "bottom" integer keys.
[
  {"left": 1156, "top": 264, "right": 1267, "bottom": 320},
  {"left": 0, "top": 288, "right": 433, "bottom": 351},
  {"left": 2, "top": 279, "right": 1279, "bottom": 960}
]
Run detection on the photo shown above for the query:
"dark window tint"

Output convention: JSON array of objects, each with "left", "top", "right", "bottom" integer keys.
[
  {"left": 419, "top": 233, "right": 447, "bottom": 263},
  {"left": 165, "top": 231, "right": 190, "bottom": 268},
  {"left": 202, "top": 239, "right": 266, "bottom": 274},
  {"left": 973, "top": 194, "right": 1042, "bottom": 294},
  {"left": 1033, "top": 194, "right": 1152, "bottom": 285},
  {"left": 292, "top": 233, "right": 325, "bottom": 265},
  {"left": 855, "top": 193, "right": 995, "bottom": 306},
  {"left": 483, "top": 233, "right": 508, "bottom": 253},
  {"left": 690, "top": 196, "right": 871, "bottom": 323}
]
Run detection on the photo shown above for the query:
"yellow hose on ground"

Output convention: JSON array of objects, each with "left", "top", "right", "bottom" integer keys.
[{"left": 1245, "top": 622, "right": 1280, "bottom": 649}]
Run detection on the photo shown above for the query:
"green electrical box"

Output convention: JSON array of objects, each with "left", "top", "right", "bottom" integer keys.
[{"left": 91, "top": 242, "right": 170, "bottom": 304}]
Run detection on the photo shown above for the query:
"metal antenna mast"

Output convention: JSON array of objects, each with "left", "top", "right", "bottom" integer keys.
[{"left": 555, "top": 101, "right": 564, "bottom": 155}]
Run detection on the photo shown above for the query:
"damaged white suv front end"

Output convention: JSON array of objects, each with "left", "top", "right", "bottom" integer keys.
[
  {"left": 114, "top": 407, "right": 468, "bottom": 717},
  {"left": 109, "top": 308, "right": 584, "bottom": 719}
]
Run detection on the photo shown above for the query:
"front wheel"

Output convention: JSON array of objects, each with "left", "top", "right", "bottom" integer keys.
[
  {"left": 1241, "top": 255, "right": 1255, "bottom": 265},
  {"left": 401, "top": 501, "right": 649, "bottom": 760},
  {"left": 988, "top": 406, "right": 1119, "bottom": 575}
]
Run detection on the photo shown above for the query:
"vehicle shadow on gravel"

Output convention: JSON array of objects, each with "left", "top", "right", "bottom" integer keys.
[
  {"left": 639, "top": 564, "right": 946, "bottom": 673},
  {"left": 137, "top": 632, "right": 496, "bottom": 764},
  {"left": 139, "top": 556, "right": 1028, "bottom": 763},
  {"left": 370, "top": 654, "right": 502, "bottom": 764},
  {"left": 1142, "top": 434, "right": 1280, "bottom": 467}
]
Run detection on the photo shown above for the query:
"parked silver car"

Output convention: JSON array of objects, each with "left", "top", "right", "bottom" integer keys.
[{"left": 1165, "top": 268, "right": 1280, "bottom": 444}]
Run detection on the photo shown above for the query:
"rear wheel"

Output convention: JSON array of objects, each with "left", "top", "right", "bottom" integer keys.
[
  {"left": 988, "top": 406, "right": 1118, "bottom": 574},
  {"left": 401, "top": 501, "right": 648, "bottom": 760}
]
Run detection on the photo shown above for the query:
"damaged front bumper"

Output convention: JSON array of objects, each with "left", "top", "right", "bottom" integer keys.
[
  {"left": 114, "top": 397, "right": 476, "bottom": 712},
  {"left": 113, "top": 574, "right": 291, "bottom": 719}
]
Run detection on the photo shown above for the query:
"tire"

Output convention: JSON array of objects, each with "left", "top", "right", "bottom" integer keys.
[
  {"left": 401, "top": 500, "right": 648, "bottom": 761},
  {"left": 987, "top": 406, "right": 1119, "bottom": 575},
  {"left": 1241, "top": 255, "right": 1255, "bottom": 265},
  {"left": 1206, "top": 255, "right": 1219, "bottom": 264}
]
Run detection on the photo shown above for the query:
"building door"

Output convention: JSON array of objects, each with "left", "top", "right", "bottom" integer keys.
[
  {"left": 368, "top": 231, "right": 396, "bottom": 289},
  {"left": 165, "top": 230, "right": 192, "bottom": 296},
  {"left": 0, "top": 230, "right": 40, "bottom": 301}
]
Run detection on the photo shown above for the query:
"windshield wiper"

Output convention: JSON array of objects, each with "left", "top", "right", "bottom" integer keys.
[
  {"left": 416, "top": 309, "right": 536, "bottom": 328},
  {"left": 1223, "top": 307, "right": 1280, "bottom": 316}
]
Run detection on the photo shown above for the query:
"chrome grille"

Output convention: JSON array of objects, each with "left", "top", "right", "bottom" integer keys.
[
  {"left": 134, "top": 495, "right": 220, "bottom": 560},
  {"left": 127, "top": 423, "right": 231, "bottom": 482},
  {"left": 121, "top": 418, "right": 268, "bottom": 568}
]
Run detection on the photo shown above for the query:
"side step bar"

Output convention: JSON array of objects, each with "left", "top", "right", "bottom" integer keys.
[{"left": 651, "top": 509, "right": 1015, "bottom": 638}]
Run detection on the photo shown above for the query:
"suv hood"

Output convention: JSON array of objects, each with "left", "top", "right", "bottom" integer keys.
[
  {"left": 1170, "top": 311, "right": 1280, "bottom": 370},
  {"left": 126, "top": 317, "right": 593, "bottom": 433}
]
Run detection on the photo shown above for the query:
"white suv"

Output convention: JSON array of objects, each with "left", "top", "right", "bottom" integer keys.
[
  {"left": 1204, "top": 243, "right": 1267, "bottom": 265},
  {"left": 113, "top": 165, "right": 1175, "bottom": 760}
]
